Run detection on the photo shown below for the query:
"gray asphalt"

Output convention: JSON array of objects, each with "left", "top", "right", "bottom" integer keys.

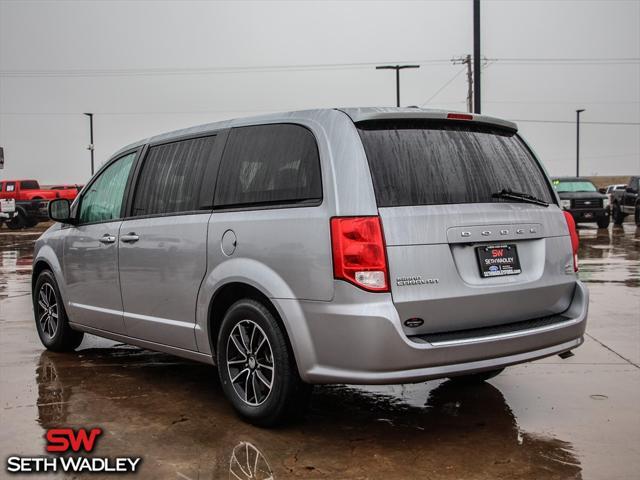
[{"left": 1, "top": 222, "right": 638, "bottom": 479}]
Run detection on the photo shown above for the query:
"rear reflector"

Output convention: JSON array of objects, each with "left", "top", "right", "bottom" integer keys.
[
  {"left": 330, "top": 216, "right": 389, "bottom": 292},
  {"left": 563, "top": 211, "right": 579, "bottom": 272},
  {"left": 447, "top": 113, "right": 474, "bottom": 120}
]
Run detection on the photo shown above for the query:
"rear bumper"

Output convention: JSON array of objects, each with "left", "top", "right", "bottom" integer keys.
[{"left": 278, "top": 280, "right": 588, "bottom": 384}]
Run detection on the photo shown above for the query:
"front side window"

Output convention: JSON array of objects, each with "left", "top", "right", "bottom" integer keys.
[
  {"left": 79, "top": 152, "right": 135, "bottom": 224},
  {"left": 131, "top": 136, "right": 216, "bottom": 216},
  {"left": 214, "top": 124, "right": 322, "bottom": 208},
  {"left": 553, "top": 180, "right": 597, "bottom": 193}
]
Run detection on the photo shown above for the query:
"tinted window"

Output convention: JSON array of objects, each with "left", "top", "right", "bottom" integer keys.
[
  {"left": 357, "top": 120, "right": 554, "bottom": 207},
  {"left": 553, "top": 180, "right": 597, "bottom": 193},
  {"left": 79, "top": 152, "right": 135, "bottom": 224},
  {"left": 132, "top": 136, "right": 217, "bottom": 216},
  {"left": 214, "top": 124, "right": 322, "bottom": 208},
  {"left": 20, "top": 180, "right": 39, "bottom": 190}
]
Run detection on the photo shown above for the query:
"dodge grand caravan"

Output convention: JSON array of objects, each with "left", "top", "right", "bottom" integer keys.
[{"left": 33, "top": 108, "right": 588, "bottom": 426}]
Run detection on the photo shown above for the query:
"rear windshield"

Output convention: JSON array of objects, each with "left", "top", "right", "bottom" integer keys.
[
  {"left": 357, "top": 120, "right": 555, "bottom": 207},
  {"left": 552, "top": 180, "right": 597, "bottom": 193}
]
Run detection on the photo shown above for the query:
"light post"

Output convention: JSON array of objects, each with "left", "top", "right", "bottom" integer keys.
[
  {"left": 576, "top": 109, "right": 585, "bottom": 176},
  {"left": 375, "top": 65, "right": 420, "bottom": 107},
  {"left": 84, "top": 113, "right": 95, "bottom": 175}
]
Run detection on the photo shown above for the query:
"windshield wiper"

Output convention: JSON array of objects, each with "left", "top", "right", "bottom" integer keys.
[{"left": 492, "top": 188, "right": 549, "bottom": 207}]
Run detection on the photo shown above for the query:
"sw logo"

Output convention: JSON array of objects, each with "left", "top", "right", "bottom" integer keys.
[
  {"left": 5, "top": 427, "right": 141, "bottom": 474},
  {"left": 46, "top": 428, "right": 102, "bottom": 453}
]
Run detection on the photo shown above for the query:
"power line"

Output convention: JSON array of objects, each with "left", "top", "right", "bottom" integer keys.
[
  {"left": 486, "top": 100, "right": 640, "bottom": 105},
  {"left": 512, "top": 119, "right": 640, "bottom": 126},
  {"left": 420, "top": 67, "right": 467, "bottom": 106},
  {"left": 494, "top": 57, "right": 640, "bottom": 62},
  {"left": 0, "top": 59, "right": 450, "bottom": 77},
  {"left": 1, "top": 57, "right": 637, "bottom": 77}
]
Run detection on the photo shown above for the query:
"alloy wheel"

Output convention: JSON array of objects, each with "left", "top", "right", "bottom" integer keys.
[
  {"left": 37, "top": 283, "right": 59, "bottom": 340},
  {"left": 226, "top": 319, "right": 275, "bottom": 406}
]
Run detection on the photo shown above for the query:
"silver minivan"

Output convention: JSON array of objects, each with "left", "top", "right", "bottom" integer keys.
[{"left": 33, "top": 108, "right": 588, "bottom": 426}]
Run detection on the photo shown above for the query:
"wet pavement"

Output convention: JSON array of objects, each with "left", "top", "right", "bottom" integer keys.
[{"left": 1, "top": 223, "right": 639, "bottom": 479}]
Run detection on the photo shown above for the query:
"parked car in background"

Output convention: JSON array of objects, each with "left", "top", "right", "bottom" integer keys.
[
  {"left": 604, "top": 184, "right": 626, "bottom": 210},
  {"left": 0, "top": 179, "right": 58, "bottom": 229},
  {"left": 48, "top": 184, "right": 83, "bottom": 201},
  {"left": 552, "top": 177, "right": 610, "bottom": 228},
  {"left": 34, "top": 108, "right": 587, "bottom": 426},
  {"left": 610, "top": 176, "right": 640, "bottom": 225}
]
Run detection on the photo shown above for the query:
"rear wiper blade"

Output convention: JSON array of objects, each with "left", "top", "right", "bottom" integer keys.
[{"left": 492, "top": 189, "right": 549, "bottom": 207}]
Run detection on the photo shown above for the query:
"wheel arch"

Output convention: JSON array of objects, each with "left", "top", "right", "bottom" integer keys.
[
  {"left": 32, "top": 247, "right": 68, "bottom": 302},
  {"left": 207, "top": 282, "right": 295, "bottom": 365}
]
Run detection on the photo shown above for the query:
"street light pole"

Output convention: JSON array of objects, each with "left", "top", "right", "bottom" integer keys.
[
  {"left": 576, "top": 109, "right": 585, "bottom": 177},
  {"left": 473, "top": 0, "right": 481, "bottom": 114},
  {"left": 375, "top": 65, "right": 420, "bottom": 107},
  {"left": 84, "top": 113, "right": 95, "bottom": 175}
]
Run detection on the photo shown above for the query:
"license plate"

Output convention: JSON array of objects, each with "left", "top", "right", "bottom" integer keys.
[
  {"left": 583, "top": 212, "right": 594, "bottom": 219},
  {"left": 476, "top": 244, "right": 522, "bottom": 278}
]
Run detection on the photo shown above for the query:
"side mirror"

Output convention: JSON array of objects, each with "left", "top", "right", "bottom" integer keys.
[
  {"left": 598, "top": 188, "right": 607, "bottom": 194},
  {"left": 48, "top": 199, "right": 75, "bottom": 224}
]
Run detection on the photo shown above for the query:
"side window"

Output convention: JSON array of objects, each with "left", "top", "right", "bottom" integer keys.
[
  {"left": 214, "top": 124, "right": 322, "bottom": 208},
  {"left": 79, "top": 152, "right": 135, "bottom": 224},
  {"left": 131, "top": 136, "right": 216, "bottom": 216},
  {"left": 6, "top": 182, "right": 15, "bottom": 192}
]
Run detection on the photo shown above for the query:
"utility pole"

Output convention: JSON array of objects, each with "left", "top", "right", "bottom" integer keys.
[
  {"left": 473, "top": 0, "right": 481, "bottom": 114},
  {"left": 576, "top": 109, "right": 585, "bottom": 177},
  {"left": 375, "top": 64, "right": 420, "bottom": 107},
  {"left": 84, "top": 113, "right": 95, "bottom": 175},
  {"left": 452, "top": 55, "right": 473, "bottom": 112}
]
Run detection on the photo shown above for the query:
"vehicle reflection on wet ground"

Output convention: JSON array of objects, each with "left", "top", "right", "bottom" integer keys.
[{"left": 1, "top": 224, "right": 639, "bottom": 479}]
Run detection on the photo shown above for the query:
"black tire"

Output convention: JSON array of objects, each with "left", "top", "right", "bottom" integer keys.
[
  {"left": 597, "top": 216, "right": 610, "bottom": 229},
  {"left": 449, "top": 368, "right": 505, "bottom": 384},
  {"left": 612, "top": 203, "right": 625, "bottom": 225},
  {"left": 24, "top": 215, "right": 38, "bottom": 228},
  {"left": 217, "top": 298, "right": 311, "bottom": 427},
  {"left": 7, "top": 213, "right": 26, "bottom": 230},
  {"left": 33, "top": 270, "right": 84, "bottom": 352}
]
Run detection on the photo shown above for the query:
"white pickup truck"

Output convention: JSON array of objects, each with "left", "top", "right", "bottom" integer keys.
[{"left": 0, "top": 198, "right": 18, "bottom": 226}]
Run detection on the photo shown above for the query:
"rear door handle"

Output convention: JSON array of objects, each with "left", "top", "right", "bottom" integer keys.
[
  {"left": 99, "top": 234, "right": 116, "bottom": 244},
  {"left": 120, "top": 233, "right": 139, "bottom": 243}
]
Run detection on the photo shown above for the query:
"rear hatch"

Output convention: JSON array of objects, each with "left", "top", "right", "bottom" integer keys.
[{"left": 356, "top": 118, "right": 576, "bottom": 337}]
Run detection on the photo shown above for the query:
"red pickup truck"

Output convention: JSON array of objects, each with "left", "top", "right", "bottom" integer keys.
[
  {"left": 48, "top": 184, "right": 83, "bottom": 201},
  {"left": 0, "top": 180, "right": 59, "bottom": 229}
]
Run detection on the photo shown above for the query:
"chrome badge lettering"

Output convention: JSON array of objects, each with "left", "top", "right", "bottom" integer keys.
[{"left": 396, "top": 275, "right": 439, "bottom": 286}]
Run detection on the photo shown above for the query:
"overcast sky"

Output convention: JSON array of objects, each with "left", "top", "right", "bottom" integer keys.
[{"left": 1, "top": 0, "right": 639, "bottom": 184}]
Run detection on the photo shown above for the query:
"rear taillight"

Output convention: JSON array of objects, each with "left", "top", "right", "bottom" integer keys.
[
  {"left": 563, "top": 211, "right": 579, "bottom": 272},
  {"left": 330, "top": 216, "right": 389, "bottom": 292}
]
